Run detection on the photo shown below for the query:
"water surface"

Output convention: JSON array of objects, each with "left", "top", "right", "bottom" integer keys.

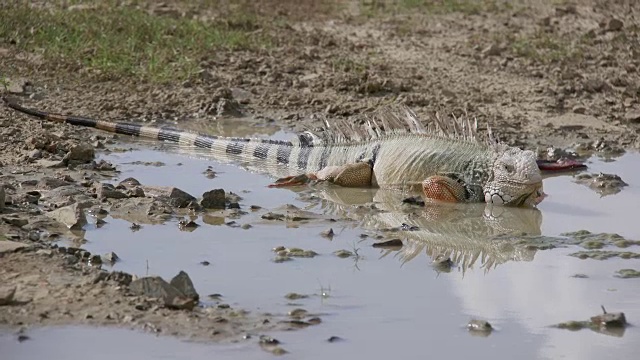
[{"left": 3, "top": 133, "right": 639, "bottom": 360}]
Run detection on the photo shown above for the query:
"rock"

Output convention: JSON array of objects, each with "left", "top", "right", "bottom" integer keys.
[
  {"left": 372, "top": 239, "right": 403, "bottom": 249},
  {"left": 36, "top": 249, "right": 53, "bottom": 257},
  {"left": 327, "top": 336, "right": 344, "bottom": 343},
  {"left": 591, "top": 309, "right": 626, "bottom": 328},
  {"left": 0, "top": 185, "right": 4, "bottom": 212},
  {"left": 35, "top": 159, "right": 65, "bottom": 168},
  {"left": 46, "top": 203, "right": 88, "bottom": 230},
  {"left": 614, "top": 269, "right": 640, "bottom": 278},
  {"left": 215, "top": 98, "right": 242, "bottom": 117},
  {"left": 481, "top": 43, "right": 502, "bottom": 57},
  {"left": 89, "top": 254, "right": 102, "bottom": 265},
  {"left": 129, "top": 276, "right": 196, "bottom": 310},
  {"left": 333, "top": 249, "right": 354, "bottom": 258},
  {"left": 203, "top": 168, "right": 216, "bottom": 179},
  {"left": 284, "top": 292, "right": 308, "bottom": 300},
  {"left": 572, "top": 105, "right": 587, "bottom": 114},
  {"left": 0, "top": 240, "right": 29, "bottom": 254},
  {"left": 4, "top": 78, "right": 30, "bottom": 94},
  {"left": 169, "top": 270, "right": 199, "bottom": 301},
  {"left": 606, "top": 18, "right": 624, "bottom": 32},
  {"left": 109, "top": 198, "right": 173, "bottom": 224},
  {"left": 102, "top": 251, "right": 120, "bottom": 264},
  {"left": 140, "top": 186, "right": 196, "bottom": 208},
  {"left": 106, "top": 271, "right": 133, "bottom": 286},
  {"left": 574, "top": 173, "right": 628, "bottom": 196},
  {"left": 63, "top": 143, "right": 95, "bottom": 163},
  {"left": 178, "top": 219, "right": 199, "bottom": 231},
  {"left": 0, "top": 286, "right": 17, "bottom": 305},
  {"left": 118, "top": 177, "right": 142, "bottom": 187},
  {"left": 28, "top": 149, "right": 42, "bottom": 160},
  {"left": 467, "top": 319, "right": 493, "bottom": 332},
  {"left": 320, "top": 228, "right": 335, "bottom": 239},
  {"left": 259, "top": 335, "right": 280, "bottom": 345},
  {"left": 583, "top": 78, "right": 609, "bottom": 93},
  {"left": 623, "top": 111, "right": 640, "bottom": 123},
  {"left": 2, "top": 216, "right": 28, "bottom": 227},
  {"left": 200, "top": 189, "right": 226, "bottom": 209},
  {"left": 94, "top": 183, "right": 128, "bottom": 199},
  {"left": 37, "top": 177, "right": 71, "bottom": 190}
]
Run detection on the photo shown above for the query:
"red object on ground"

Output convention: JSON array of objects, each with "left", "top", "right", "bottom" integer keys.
[{"left": 537, "top": 159, "right": 587, "bottom": 172}]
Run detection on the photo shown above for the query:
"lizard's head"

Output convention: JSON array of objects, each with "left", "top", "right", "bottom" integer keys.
[{"left": 486, "top": 146, "right": 545, "bottom": 207}]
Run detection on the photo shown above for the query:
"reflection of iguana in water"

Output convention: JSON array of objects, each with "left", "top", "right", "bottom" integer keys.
[
  {"left": 310, "top": 187, "right": 546, "bottom": 273},
  {"left": 4, "top": 97, "right": 583, "bottom": 207}
]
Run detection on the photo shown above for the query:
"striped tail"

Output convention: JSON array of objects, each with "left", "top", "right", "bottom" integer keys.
[{"left": 2, "top": 97, "right": 311, "bottom": 176}]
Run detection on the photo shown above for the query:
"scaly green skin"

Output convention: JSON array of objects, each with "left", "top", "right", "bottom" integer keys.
[{"left": 3, "top": 97, "right": 544, "bottom": 207}]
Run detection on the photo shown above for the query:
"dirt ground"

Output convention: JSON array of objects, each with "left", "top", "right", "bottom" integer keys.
[{"left": 1, "top": 0, "right": 639, "bottom": 349}]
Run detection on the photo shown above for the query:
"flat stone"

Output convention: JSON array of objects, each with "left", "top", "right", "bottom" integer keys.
[
  {"left": 94, "top": 183, "right": 128, "bottom": 199},
  {"left": 46, "top": 203, "right": 88, "bottom": 230},
  {"left": 623, "top": 111, "right": 640, "bottom": 123},
  {"left": 63, "top": 143, "right": 95, "bottom": 163},
  {"left": 140, "top": 186, "right": 196, "bottom": 208},
  {"left": 35, "top": 159, "right": 64, "bottom": 168},
  {"left": 607, "top": 18, "right": 624, "bottom": 31},
  {"left": 2, "top": 216, "right": 29, "bottom": 227},
  {"left": 129, "top": 276, "right": 196, "bottom": 310},
  {"left": 572, "top": 105, "right": 587, "bottom": 114},
  {"left": 481, "top": 43, "right": 502, "bottom": 57},
  {"left": 37, "top": 177, "right": 71, "bottom": 190},
  {"left": 0, "top": 240, "right": 29, "bottom": 255},
  {"left": 0, "top": 286, "right": 17, "bottom": 305},
  {"left": 109, "top": 198, "right": 173, "bottom": 224}
]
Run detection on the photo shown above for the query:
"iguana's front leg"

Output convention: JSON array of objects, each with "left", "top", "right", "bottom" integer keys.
[
  {"left": 269, "top": 162, "right": 373, "bottom": 188},
  {"left": 421, "top": 174, "right": 481, "bottom": 203}
]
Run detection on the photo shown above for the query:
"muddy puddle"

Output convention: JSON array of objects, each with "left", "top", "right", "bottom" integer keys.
[{"left": 3, "top": 129, "right": 640, "bottom": 359}]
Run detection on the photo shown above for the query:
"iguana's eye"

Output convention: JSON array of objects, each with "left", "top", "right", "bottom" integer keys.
[{"left": 503, "top": 164, "right": 515, "bottom": 173}]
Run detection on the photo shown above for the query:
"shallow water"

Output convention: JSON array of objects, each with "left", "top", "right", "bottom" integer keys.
[{"left": 3, "top": 131, "right": 640, "bottom": 360}]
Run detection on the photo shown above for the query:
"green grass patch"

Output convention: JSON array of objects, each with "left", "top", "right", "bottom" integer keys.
[
  {"left": 0, "top": 76, "right": 8, "bottom": 90},
  {"left": 0, "top": 3, "right": 272, "bottom": 82},
  {"left": 508, "top": 31, "right": 583, "bottom": 64}
]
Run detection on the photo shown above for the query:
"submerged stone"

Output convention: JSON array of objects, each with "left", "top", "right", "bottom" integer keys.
[
  {"left": 569, "top": 250, "right": 640, "bottom": 260},
  {"left": 614, "top": 269, "right": 640, "bottom": 278},
  {"left": 333, "top": 249, "right": 354, "bottom": 258},
  {"left": 467, "top": 319, "right": 493, "bottom": 332}
]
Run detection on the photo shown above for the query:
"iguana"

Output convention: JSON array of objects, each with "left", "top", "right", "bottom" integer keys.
[{"left": 3, "top": 97, "right": 580, "bottom": 207}]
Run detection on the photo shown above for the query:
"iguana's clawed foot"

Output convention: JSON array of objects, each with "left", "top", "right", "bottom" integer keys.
[
  {"left": 268, "top": 174, "right": 318, "bottom": 187},
  {"left": 421, "top": 175, "right": 467, "bottom": 203},
  {"left": 269, "top": 162, "right": 373, "bottom": 188}
]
